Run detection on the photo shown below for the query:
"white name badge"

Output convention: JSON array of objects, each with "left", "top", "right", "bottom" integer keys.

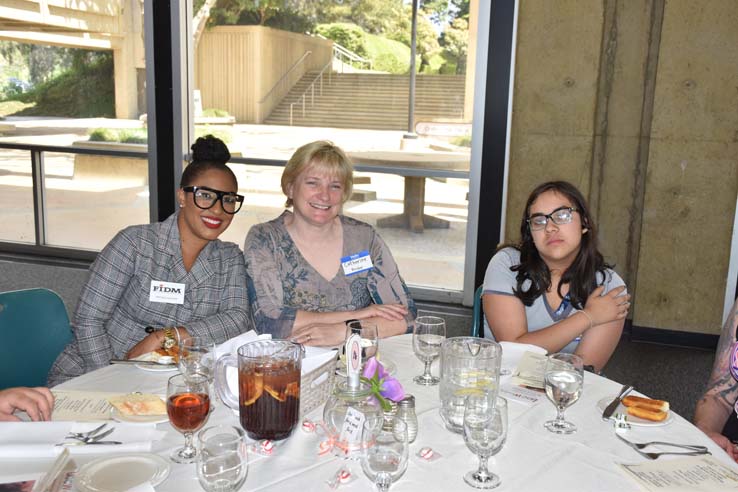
[
  {"left": 149, "top": 280, "right": 186, "bottom": 304},
  {"left": 341, "top": 250, "right": 373, "bottom": 276}
]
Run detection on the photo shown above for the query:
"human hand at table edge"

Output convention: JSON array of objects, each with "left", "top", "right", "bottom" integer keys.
[
  {"left": 126, "top": 326, "right": 190, "bottom": 359},
  {"left": 291, "top": 322, "right": 346, "bottom": 347},
  {"left": 353, "top": 303, "right": 408, "bottom": 322},
  {"left": 704, "top": 430, "right": 738, "bottom": 462},
  {"left": 0, "top": 386, "right": 54, "bottom": 422}
]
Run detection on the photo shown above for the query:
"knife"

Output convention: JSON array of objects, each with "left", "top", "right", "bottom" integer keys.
[
  {"left": 602, "top": 384, "right": 634, "bottom": 420},
  {"left": 110, "top": 359, "right": 175, "bottom": 367}
]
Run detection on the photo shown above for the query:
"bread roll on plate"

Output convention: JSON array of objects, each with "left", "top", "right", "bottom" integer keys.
[
  {"left": 622, "top": 395, "right": 669, "bottom": 412},
  {"left": 626, "top": 405, "right": 668, "bottom": 422},
  {"left": 109, "top": 393, "right": 167, "bottom": 416}
]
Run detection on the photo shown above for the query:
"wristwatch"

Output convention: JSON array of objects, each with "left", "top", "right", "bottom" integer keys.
[{"left": 161, "top": 327, "right": 177, "bottom": 350}]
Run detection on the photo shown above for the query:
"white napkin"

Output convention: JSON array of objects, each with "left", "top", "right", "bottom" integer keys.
[
  {"left": 0, "top": 422, "right": 165, "bottom": 458},
  {"left": 499, "top": 341, "right": 547, "bottom": 368},
  {"left": 214, "top": 330, "right": 272, "bottom": 359}
]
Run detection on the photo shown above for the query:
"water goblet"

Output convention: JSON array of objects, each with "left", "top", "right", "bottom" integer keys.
[
  {"left": 463, "top": 394, "right": 508, "bottom": 489},
  {"left": 167, "top": 373, "right": 211, "bottom": 463},
  {"left": 543, "top": 352, "right": 584, "bottom": 434},
  {"left": 197, "top": 425, "right": 248, "bottom": 492},
  {"left": 361, "top": 417, "right": 409, "bottom": 492},
  {"left": 178, "top": 336, "right": 216, "bottom": 382},
  {"left": 346, "top": 320, "right": 379, "bottom": 363},
  {"left": 412, "top": 316, "right": 446, "bottom": 385}
]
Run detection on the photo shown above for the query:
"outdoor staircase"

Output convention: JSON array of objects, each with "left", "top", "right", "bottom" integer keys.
[{"left": 264, "top": 73, "right": 466, "bottom": 130}]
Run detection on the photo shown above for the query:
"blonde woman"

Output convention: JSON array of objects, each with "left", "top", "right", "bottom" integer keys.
[{"left": 244, "top": 141, "right": 416, "bottom": 346}]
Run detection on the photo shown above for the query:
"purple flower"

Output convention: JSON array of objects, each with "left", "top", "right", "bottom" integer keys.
[
  {"left": 362, "top": 357, "right": 388, "bottom": 380},
  {"left": 361, "top": 357, "right": 405, "bottom": 411},
  {"left": 379, "top": 377, "right": 405, "bottom": 402}
]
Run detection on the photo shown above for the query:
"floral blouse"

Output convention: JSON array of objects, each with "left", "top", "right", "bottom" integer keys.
[{"left": 243, "top": 211, "right": 417, "bottom": 338}]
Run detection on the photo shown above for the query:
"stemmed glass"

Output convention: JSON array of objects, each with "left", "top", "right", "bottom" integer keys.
[
  {"left": 543, "top": 352, "right": 584, "bottom": 434},
  {"left": 197, "top": 425, "right": 248, "bottom": 492},
  {"left": 361, "top": 417, "right": 409, "bottom": 492},
  {"left": 178, "top": 336, "right": 216, "bottom": 382},
  {"left": 167, "top": 373, "right": 211, "bottom": 463},
  {"left": 463, "top": 394, "right": 508, "bottom": 489},
  {"left": 346, "top": 320, "right": 379, "bottom": 363},
  {"left": 412, "top": 316, "right": 446, "bottom": 385}
]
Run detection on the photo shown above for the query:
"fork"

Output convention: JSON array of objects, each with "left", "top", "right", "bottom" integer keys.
[
  {"left": 616, "top": 433, "right": 708, "bottom": 452},
  {"left": 636, "top": 449, "right": 711, "bottom": 460},
  {"left": 66, "top": 423, "right": 108, "bottom": 440},
  {"left": 68, "top": 427, "right": 115, "bottom": 443}
]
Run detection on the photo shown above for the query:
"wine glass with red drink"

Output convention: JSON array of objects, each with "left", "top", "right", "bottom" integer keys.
[{"left": 167, "top": 373, "right": 211, "bottom": 463}]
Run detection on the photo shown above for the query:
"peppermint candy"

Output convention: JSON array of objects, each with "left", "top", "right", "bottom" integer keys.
[{"left": 302, "top": 419, "right": 317, "bottom": 433}]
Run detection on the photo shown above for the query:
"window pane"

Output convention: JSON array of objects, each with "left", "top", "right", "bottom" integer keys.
[
  {"left": 0, "top": 1, "right": 149, "bottom": 249},
  {"left": 193, "top": 1, "right": 477, "bottom": 292},
  {"left": 0, "top": 149, "right": 34, "bottom": 243}
]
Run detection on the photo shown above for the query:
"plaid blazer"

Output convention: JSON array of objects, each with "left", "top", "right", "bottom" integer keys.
[{"left": 48, "top": 212, "right": 251, "bottom": 386}]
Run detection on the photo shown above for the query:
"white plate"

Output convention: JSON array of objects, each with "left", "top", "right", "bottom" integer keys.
[
  {"left": 73, "top": 453, "right": 170, "bottom": 492},
  {"left": 110, "top": 406, "right": 169, "bottom": 425},
  {"left": 134, "top": 352, "right": 179, "bottom": 372},
  {"left": 596, "top": 396, "right": 674, "bottom": 427}
]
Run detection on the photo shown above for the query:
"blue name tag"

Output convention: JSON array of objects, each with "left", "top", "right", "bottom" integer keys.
[{"left": 341, "top": 250, "right": 373, "bottom": 276}]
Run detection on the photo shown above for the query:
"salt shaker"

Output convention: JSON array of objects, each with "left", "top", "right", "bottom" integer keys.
[{"left": 396, "top": 395, "right": 418, "bottom": 443}]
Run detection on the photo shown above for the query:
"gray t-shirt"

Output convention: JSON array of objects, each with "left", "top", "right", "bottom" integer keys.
[{"left": 482, "top": 247, "right": 626, "bottom": 353}]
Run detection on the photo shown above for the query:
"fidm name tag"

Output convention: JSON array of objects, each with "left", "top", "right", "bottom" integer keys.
[
  {"left": 149, "top": 280, "right": 185, "bottom": 304},
  {"left": 340, "top": 250, "right": 373, "bottom": 276}
]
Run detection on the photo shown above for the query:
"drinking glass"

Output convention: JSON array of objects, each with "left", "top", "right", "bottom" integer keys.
[
  {"left": 167, "top": 373, "right": 211, "bottom": 463},
  {"left": 346, "top": 320, "right": 379, "bottom": 363},
  {"left": 412, "top": 316, "right": 446, "bottom": 385},
  {"left": 178, "top": 336, "right": 216, "bottom": 382},
  {"left": 197, "top": 425, "right": 248, "bottom": 492},
  {"left": 463, "top": 394, "right": 507, "bottom": 489},
  {"left": 543, "top": 352, "right": 584, "bottom": 434},
  {"left": 361, "top": 417, "right": 409, "bottom": 492}
]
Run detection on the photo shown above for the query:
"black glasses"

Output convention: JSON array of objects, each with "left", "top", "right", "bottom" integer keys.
[
  {"left": 527, "top": 207, "right": 578, "bottom": 231},
  {"left": 182, "top": 186, "right": 244, "bottom": 214}
]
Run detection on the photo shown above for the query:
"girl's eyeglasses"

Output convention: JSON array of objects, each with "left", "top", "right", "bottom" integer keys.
[
  {"left": 527, "top": 207, "right": 578, "bottom": 231},
  {"left": 182, "top": 186, "right": 244, "bottom": 214}
]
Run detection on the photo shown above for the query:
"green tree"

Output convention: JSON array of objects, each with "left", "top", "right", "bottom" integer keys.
[
  {"left": 442, "top": 17, "right": 468, "bottom": 74},
  {"left": 390, "top": 7, "right": 440, "bottom": 73}
]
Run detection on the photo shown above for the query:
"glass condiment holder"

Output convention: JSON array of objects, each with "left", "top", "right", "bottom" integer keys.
[
  {"left": 396, "top": 395, "right": 418, "bottom": 443},
  {"left": 323, "top": 379, "right": 383, "bottom": 459}
]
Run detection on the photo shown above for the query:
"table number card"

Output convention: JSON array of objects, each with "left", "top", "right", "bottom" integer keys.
[
  {"left": 619, "top": 455, "right": 738, "bottom": 491},
  {"left": 339, "top": 407, "right": 366, "bottom": 444}
]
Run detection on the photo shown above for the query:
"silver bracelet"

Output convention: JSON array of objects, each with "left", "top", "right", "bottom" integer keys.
[{"left": 578, "top": 309, "right": 594, "bottom": 330}]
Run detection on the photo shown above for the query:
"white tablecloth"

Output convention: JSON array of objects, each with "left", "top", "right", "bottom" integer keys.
[{"left": 1, "top": 334, "right": 735, "bottom": 491}]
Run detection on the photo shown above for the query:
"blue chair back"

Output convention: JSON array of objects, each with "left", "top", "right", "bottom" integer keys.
[
  {"left": 471, "top": 285, "right": 484, "bottom": 337},
  {"left": 0, "top": 288, "right": 73, "bottom": 389}
]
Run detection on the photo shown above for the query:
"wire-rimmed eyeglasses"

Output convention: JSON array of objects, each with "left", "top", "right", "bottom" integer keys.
[
  {"left": 182, "top": 186, "right": 244, "bottom": 214},
  {"left": 527, "top": 206, "right": 578, "bottom": 231}
]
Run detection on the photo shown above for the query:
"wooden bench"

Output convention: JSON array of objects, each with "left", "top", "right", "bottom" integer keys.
[{"left": 347, "top": 150, "right": 470, "bottom": 233}]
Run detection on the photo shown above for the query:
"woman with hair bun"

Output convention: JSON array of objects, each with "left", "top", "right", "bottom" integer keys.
[
  {"left": 482, "top": 181, "right": 629, "bottom": 372},
  {"left": 48, "top": 135, "right": 251, "bottom": 386}
]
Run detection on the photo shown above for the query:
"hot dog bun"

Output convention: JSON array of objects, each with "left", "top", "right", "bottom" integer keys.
[
  {"left": 626, "top": 405, "right": 668, "bottom": 422},
  {"left": 622, "top": 395, "right": 669, "bottom": 412}
]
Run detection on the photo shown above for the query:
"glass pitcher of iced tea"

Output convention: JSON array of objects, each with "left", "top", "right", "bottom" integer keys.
[{"left": 214, "top": 340, "right": 302, "bottom": 440}]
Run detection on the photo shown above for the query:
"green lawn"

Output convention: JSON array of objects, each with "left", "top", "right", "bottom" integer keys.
[{"left": 0, "top": 100, "right": 34, "bottom": 118}]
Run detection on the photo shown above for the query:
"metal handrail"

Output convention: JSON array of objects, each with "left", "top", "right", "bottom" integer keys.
[
  {"left": 333, "top": 43, "right": 372, "bottom": 72},
  {"left": 315, "top": 34, "right": 372, "bottom": 72},
  {"left": 288, "top": 60, "right": 332, "bottom": 126},
  {"left": 258, "top": 51, "right": 312, "bottom": 105}
]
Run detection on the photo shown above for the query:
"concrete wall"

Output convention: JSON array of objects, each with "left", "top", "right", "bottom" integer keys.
[
  {"left": 506, "top": 0, "right": 738, "bottom": 335},
  {"left": 195, "top": 26, "right": 333, "bottom": 123}
]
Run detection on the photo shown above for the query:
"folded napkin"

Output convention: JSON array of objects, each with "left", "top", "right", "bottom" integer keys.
[
  {"left": 0, "top": 422, "right": 165, "bottom": 458},
  {"left": 499, "top": 341, "right": 547, "bottom": 367},
  {"left": 215, "top": 330, "right": 272, "bottom": 359}
]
